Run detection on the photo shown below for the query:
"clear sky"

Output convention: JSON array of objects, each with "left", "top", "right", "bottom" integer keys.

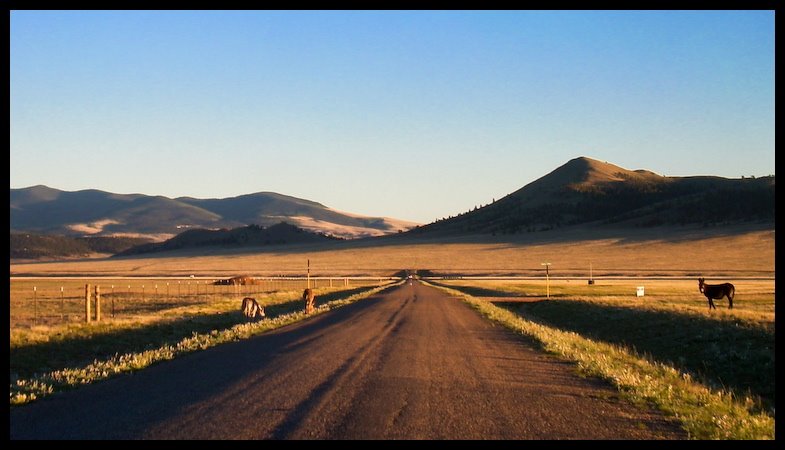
[{"left": 10, "top": 10, "right": 775, "bottom": 224}]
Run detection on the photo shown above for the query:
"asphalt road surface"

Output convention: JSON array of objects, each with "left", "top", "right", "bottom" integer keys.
[{"left": 10, "top": 281, "right": 685, "bottom": 439}]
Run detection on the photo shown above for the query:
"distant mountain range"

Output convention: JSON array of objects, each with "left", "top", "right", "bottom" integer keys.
[
  {"left": 411, "top": 156, "right": 774, "bottom": 236},
  {"left": 9, "top": 186, "right": 420, "bottom": 241},
  {"left": 10, "top": 157, "right": 774, "bottom": 259}
]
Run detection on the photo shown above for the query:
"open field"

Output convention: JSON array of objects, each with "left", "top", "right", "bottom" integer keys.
[
  {"left": 9, "top": 276, "right": 386, "bottom": 328},
  {"left": 9, "top": 224, "right": 775, "bottom": 277},
  {"left": 433, "top": 278, "right": 775, "bottom": 417}
]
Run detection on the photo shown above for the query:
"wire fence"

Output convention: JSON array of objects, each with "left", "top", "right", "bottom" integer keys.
[{"left": 10, "top": 277, "right": 388, "bottom": 328}]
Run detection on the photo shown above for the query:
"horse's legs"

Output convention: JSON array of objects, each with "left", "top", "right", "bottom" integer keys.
[
  {"left": 727, "top": 294, "right": 733, "bottom": 309},
  {"left": 708, "top": 297, "right": 716, "bottom": 310}
]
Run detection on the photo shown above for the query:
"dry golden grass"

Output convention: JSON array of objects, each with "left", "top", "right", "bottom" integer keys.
[
  {"left": 8, "top": 225, "right": 774, "bottom": 277},
  {"left": 438, "top": 278, "right": 775, "bottom": 323},
  {"left": 9, "top": 277, "right": 380, "bottom": 329}
]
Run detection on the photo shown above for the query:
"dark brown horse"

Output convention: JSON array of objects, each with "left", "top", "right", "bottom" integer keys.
[{"left": 698, "top": 277, "right": 734, "bottom": 310}]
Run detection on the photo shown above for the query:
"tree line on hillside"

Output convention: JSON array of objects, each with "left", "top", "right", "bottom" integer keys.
[
  {"left": 114, "top": 222, "right": 343, "bottom": 257},
  {"left": 10, "top": 233, "right": 152, "bottom": 259}
]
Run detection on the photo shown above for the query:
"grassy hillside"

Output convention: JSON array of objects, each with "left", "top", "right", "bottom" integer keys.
[
  {"left": 414, "top": 157, "right": 774, "bottom": 236},
  {"left": 10, "top": 186, "right": 418, "bottom": 240}
]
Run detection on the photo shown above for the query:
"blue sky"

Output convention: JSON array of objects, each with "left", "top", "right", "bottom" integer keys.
[{"left": 10, "top": 11, "right": 775, "bottom": 224}]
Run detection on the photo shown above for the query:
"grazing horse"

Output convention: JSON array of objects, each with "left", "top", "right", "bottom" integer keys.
[
  {"left": 698, "top": 278, "right": 735, "bottom": 310},
  {"left": 241, "top": 297, "right": 265, "bottom": 320},
  {"left": 303, "top": 288, "right": 316, "bottom": 314}
]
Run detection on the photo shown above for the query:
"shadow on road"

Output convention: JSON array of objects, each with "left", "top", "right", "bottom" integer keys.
[{"left": 10, "top": 289, "right": 397, "bottom": 439}]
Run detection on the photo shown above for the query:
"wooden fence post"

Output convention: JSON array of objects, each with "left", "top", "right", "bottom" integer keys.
[
  {"left": 95, "top": 285, "right": 101, "bottom": 322},
  {"left": 85, "top": 284, "right": 92, "bottom": 323}
]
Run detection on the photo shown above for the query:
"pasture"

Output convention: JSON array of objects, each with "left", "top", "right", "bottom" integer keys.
[
  {"left": 433, "top": 278, "right": 775, "bottom": 417},
  {"left": 10, "top": 276, "right": 383, "bottom": 328},
  {"left": 9, "top": 224, "right": 775, "bottom": 278}
]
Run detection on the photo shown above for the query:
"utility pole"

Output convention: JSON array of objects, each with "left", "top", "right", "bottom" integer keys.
[{"left": 541, "top": 262, "right": 551, "bottom": 299}]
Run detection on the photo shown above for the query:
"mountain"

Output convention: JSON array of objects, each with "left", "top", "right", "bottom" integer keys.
[
  {"left": 412, "top": 156, "right": 774, "bottom": 235},
  {"left": 9, "top": 186, "right": 420, "bottom": 240},
  {"left": 114, "top": 222, "right": 338, "bottom": 257}
]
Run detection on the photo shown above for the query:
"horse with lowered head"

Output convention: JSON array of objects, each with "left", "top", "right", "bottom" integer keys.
[
  {"left": 698, "top": 277, "right": 734, "bottom": 310},
  {"left": 241, "top": 297, "right": 265, "bottom": 320}
]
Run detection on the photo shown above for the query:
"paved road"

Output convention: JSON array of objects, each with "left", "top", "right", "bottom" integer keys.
[{"left": 10, "top": 281, "right": 685, "bottom": 439}]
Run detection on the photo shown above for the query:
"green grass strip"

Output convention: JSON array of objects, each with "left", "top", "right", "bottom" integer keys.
[
  {"left": 423, "top": 281, "right": 774, "bottom": 440},
  {"left": 10, "top": 281, "right": 402, "bottom": 407}
]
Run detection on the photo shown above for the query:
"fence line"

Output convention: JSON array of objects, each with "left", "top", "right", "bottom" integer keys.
[{"left": 10, "top": 277, "right": 388, "bottom": 327}]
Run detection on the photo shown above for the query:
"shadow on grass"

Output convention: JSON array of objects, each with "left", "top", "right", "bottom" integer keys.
[
  {"left": 436, "top": 282, "right": 775, "bottom": 415},
  {"left": 10, "top": 285, "right": 383, "bottom": 378},
  {"left": 433, "top": 284, "right": 572, "bottom": 299},
  {"left": 436, "top": 285, "right": 526, "bottom": 298}
]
